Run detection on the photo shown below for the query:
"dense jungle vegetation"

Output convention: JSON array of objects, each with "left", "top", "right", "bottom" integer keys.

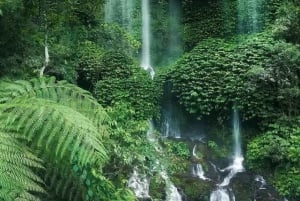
[{"left": 0, "top": 0, "right": 299, "bottom": 201}]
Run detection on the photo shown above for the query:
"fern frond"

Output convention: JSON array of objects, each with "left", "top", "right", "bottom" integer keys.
[
  {"left": 0, "top": 77, "right": 111, "bottom": 128},
  {"left": 43, "top": 164, "right": 85, "bottom": 201},
  {"left": 0, "top": 98, "right": 108, "bottom": 166},
  {"left": 0, "top": 132, "right": 44, "bottom": 201}
]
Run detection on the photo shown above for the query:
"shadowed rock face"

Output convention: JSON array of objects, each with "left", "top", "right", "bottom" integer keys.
[
  {"left": 230, "top": 172, "right": 283, "bottom": 201},
  {"left": 138, "top": 198, "right": 152, "bottom": 201}
]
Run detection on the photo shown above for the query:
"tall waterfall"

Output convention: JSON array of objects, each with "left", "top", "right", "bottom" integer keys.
[
  {"left": 233, "top": 109, "right": 242, "bottom": 158},
  {"left": 238, "top": 0, "right": 265, "bottom": 33},
  {"left": 141, "top": 0, "right": 155, "bottom": 79},
  {"left": 167, "top": 0, "right": 183, "bottom": 65},
  {"left": 104, "top": 0, "right": 134, "bottom": 31}
]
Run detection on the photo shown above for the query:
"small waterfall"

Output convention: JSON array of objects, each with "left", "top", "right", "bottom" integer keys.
[
  {"left": 254, "top": 175, "right": 267, "bottom": 190},
  {"left": 210, "top": 188, "right": 235, "bottom": 201},
  {"left": 40, "top": 35, "right": 49, "bottom": 77},
  {"left": 209, "top": 108, "right": 244, "bottom": 200},
  {"left": 192, "top": 145, "right": 209, "bottom": 181},
  {"left": 141, "top": 0, "right": 155, "bottom": 79},
  {"left": 192, "top": 164, "right": 208, "bottom": 181},
  {"left": 218, "top": 108, "right": 244, "bottom": 186},
  {"left": 162, "top": 116, "right": 181, "bottom": 138},
  {"left": 219, "top": 156, "right": 244, "bottom": 187},
  {"left": 161, "top": 171, "right": 182, "bottom": 201},
  {"left": 128, "top": 169, "right": 151, "bottom": 199},
  {"left": 145, "top": 122, "right": 183, "bottom": 201}
]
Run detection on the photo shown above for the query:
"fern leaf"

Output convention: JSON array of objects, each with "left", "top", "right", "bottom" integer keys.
[
  {"left": 0, "top": 98, "right": 108, "bottom": 166},
  {"left": 0, "top": 77, "right": 111, "bottom": 128},
  {"left": 0, "top": 132, "right": 45, "bottom": 201}
]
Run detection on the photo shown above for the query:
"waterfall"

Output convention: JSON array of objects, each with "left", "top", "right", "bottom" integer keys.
[
  {"left": 254, "top": 175, "right": 267, "bottom": 190},
  {"left": 209, "top": 108, "right": 244, "bottom": 200},
  {"left": 162, "top": 115, "right": 181, "bottom": 138},
  {"left": 145, "top": 122, "right": 182, "bottom": 201},
  {"left": 141, "top": 0, "right": 155, "bottom": 79},
  {"left": 192, "top": 164, "right": 208, "bottom": 181},
  {"left": 161, "top": 171, "right": 182, "bottom": 201},
  {"left": 218, "top": 109, "right": 244, "bottom": 187},
  {"left": 233, "top": 109, "right": 242, "bottom": 158},
  {"left": 104, "top": 0, "right": 134, "bottom": 31},
  {"left": 40, "top": 34, "right": 49, "bottom": 77},
  {"left": 167, "top": 0, "right": 183, "bottom": 65},
  {"left": 128, "top": 169, "right": 151, "bottom": 199},
  {"left": 238, "top": 0, "right": 264, "bottom": 33},
  {"left": 192, "top": 145, "right": 209, "bottom": 181},
  {"left": 210, "top": 188, "right": 235, "bottom": 201}
]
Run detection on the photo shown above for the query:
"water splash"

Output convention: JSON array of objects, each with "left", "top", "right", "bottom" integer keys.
[
  {"left": 141, "top": 0, "right": 155, "bottom": 79},
  {"left": 209, "top": 108, "right": 244, "bottom": 200},
  {"left": 219, "top": 156, "right": 244, "bottom": 187},
  {"left": 210, "top": 188, "right": 235, "bottom": 201},
  {"left": 128, "top": 169, "right": 151, "bottom": 199},
  {"left": 192, "top": 164, "right": 209, "bottom": 181},
  {"left": 161, "top": 171, "right": 182, "bottom": 201},
  {"left": 255, "top": 175, "right": 267, "bottom": 190},
  {"left": 218, "top": 108, "right": 244, "bottom": 186}
]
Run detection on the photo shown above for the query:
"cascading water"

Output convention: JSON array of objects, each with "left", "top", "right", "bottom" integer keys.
[
  {"left": 192, "top": 145, "right": 209, "bottom": 181},
  {"left": 141, "top": 0, "right": 155, "bottom": 79},
  {"left": 40, "top": 34, "right": 49, "bottom": 76},
  {"left": 210, "top": 108, "right": 244, "bottom": 201},
  {"left": 146, "top": 122, "right": 182, "bottom": 201},
  {"left": 210, "top": 188, "right": 235, "bottom": 201},
  {"left": 128, "top": 168, "right": 151, "bottom": 199},
  {"left": 254, "top": 175, "right": 267, "bottom": 190},
  {"left": 161, "top": 171, "right": 182, "bottom": 201}
]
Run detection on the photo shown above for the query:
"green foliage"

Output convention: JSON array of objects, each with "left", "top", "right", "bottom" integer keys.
[
  {"left": 167, "top": 33, "right": 300, "bottom": 125},
  {"left": 163, "top": 141, "right": 190, "bottom": 159},
  {"left": 0, "top": 132, "right": 44, "bottom": 201},
  {"left": 0, "top": 76, "right": 112, "bottom": 200},
  {"left": 94, "top": 52, "right": 160, "bottom": 120},
  {"left": 273, "top": 1, "right": 300, "bottom": 44},
  {"left": 182, "top": 0, "right": 238, "bottom": 50},
  {"left": 247, "top": 117, "right": 300, "bottom": 199}
]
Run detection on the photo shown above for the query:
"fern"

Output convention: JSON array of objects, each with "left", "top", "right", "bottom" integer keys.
[
  {"left": 0, "top": 98, "right": 107, "bottom": 166},
  {"left": 0, "top": 132, "right": 44, "bottom": 201},
  {"left": 0, "top": 77, "right": 110, "bottom": 128},
  {"left": 0, "top": 77, "right": 112, "bottom": 200}
]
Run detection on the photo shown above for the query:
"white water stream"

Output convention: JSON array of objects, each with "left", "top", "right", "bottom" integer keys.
[
  {"left": 210, "top": 109, "right": 244, "bottom": 201},
  {"left": 141, "top": 0, "right": 155, "bottom": 79},
  {"left": 128, "top": 169, "right": 151, "bottom": 199}
]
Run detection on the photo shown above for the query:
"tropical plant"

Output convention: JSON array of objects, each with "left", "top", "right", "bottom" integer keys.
[
  {"left": 0, "top": 76, "right": 111, "bottom": 200},
  {"left": 247, "top": 116, "right": 300, "bottom": 200}
]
